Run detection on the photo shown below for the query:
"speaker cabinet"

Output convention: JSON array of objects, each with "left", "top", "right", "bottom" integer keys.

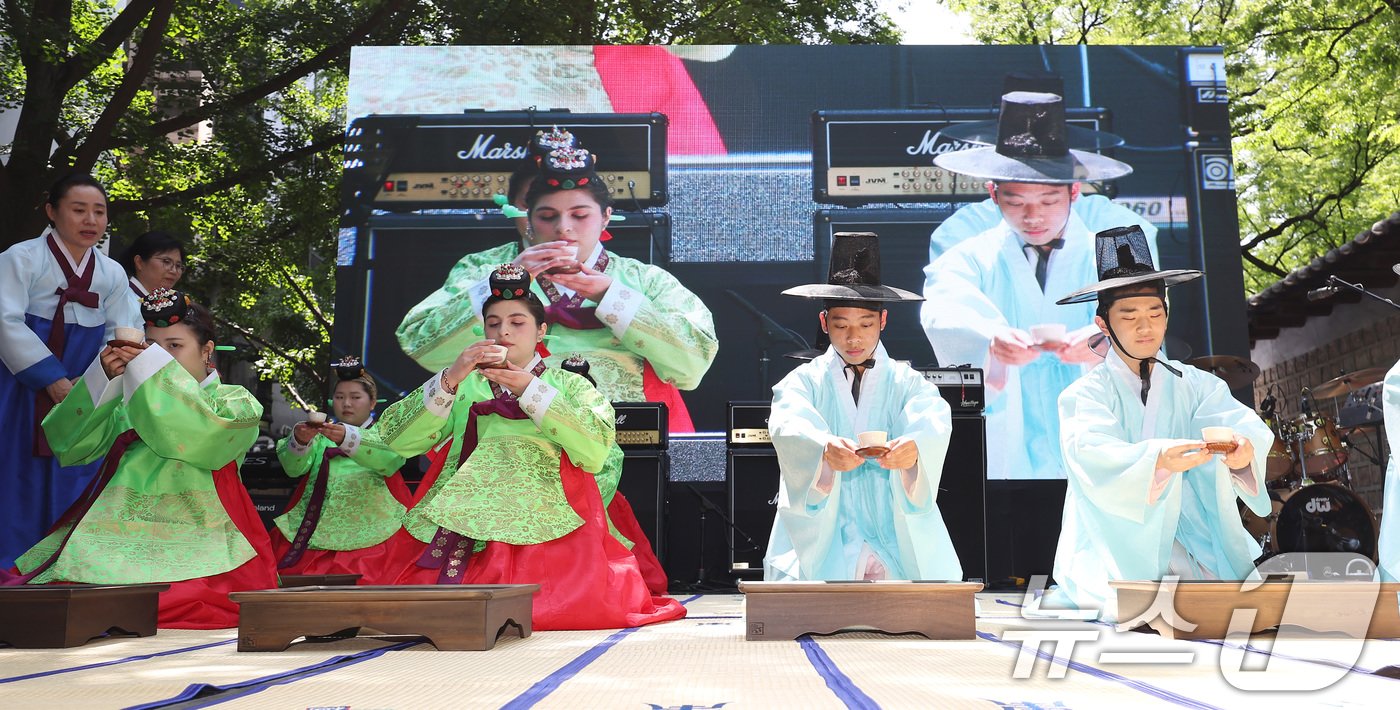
[
  {"left": 726, "top": 448, "right": 782, "bottom": 577},
  {"left": 941, "top": 414, "right": 987, "bottom": 583},
  {"left": 617, "top": 450, "right": 668, "bottom": 565},
  {"left": 985, "top": 480, "right": 1066, "bottom": 585}
]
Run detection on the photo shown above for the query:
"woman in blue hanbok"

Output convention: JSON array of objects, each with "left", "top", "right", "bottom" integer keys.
[{"left": 0, "top": 173, "right": 141, "bottom": 566}]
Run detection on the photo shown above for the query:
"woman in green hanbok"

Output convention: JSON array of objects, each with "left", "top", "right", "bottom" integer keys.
[
  {"left": 4, "top": 289, "right": 276, "bottom": 628},
  {"left": 378, "top": 264, "right": 684, "bottom": 630}
]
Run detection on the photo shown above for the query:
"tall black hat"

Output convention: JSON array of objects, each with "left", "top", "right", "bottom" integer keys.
[
  {"left": 1056, "top": 225, "right": 1202, "bottom": 305},
  {"left": 782, "top": 232, "right": 922, "bottom": 303},
  {"left": 938, "top": 74, "right": 1124, "bottom": 151},
  {"left": 933, "top": 92, "right": 1132, "bottom": 184}
]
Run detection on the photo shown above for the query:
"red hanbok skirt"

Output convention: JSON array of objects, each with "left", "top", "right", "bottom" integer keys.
[
  {"left": 387, "top": 454, "right": 684, "bottom": 630},
  {"left": 269, "top": 472, "right": 414, "bottom": 583}
]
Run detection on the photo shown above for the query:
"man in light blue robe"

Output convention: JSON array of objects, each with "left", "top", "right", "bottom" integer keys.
[
  {"left": 763, "top": 233, "right": 962, "bottom": 582},
  {"left": 1048, "top": 225, "right": 1272, "bottom": 621},
  {"left": 1377, "top": 356, "right": 1400, "bottom": 581},
  {"left": 922, "top": 92, "right": 1145, "bottom": 481}
]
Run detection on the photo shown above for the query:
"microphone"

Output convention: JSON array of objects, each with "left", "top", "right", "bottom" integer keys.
[{"left": 1306, "top": 285, "right": 1339, "bottom": 301}]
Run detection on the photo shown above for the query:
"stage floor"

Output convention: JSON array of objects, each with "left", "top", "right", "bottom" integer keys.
[{"left": 3, "top": 593, "right": 1398, "bottom": 709}]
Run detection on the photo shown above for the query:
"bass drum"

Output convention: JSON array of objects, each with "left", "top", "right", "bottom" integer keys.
[{"left": 1273, "top": 484, "right": 1377, "bottom": 561}]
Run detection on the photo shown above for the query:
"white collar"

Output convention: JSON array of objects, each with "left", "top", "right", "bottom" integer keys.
[
  {"left": 45, "top": 227, "right": 93, "bottom": 275},
  {"left": 129, "top": 276, "right": 149, "bottom": 296}
]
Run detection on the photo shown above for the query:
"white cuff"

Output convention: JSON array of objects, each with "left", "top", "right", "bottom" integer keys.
[
  {"left": 82, "top": 352, "right": 122, "bottom": 408},
  {"left": 122, "top": 344, "right": 175, "bottom": 404},
  {"left": 596, "top": 281, "right": 645, "bottom": 339},
  {"left": 468, "top": 276, "right": 491, "bottom": 318},
  {"left": 518, "top": 376, "right": 557, "bottom": 428},
  {"left": 340, "top": 423, "right": 363, "bottom": 455},
  {"left": 286, "top": 433, "right": 312, "bottom": 456},
  {"left": 423, "top": 371, "right": 456, "bottom": 418}
]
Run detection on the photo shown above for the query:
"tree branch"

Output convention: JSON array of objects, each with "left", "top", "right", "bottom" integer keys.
[
  {"left": 107, "top": 130, "right": 343, "bottom": 212},
  {"left": 278, "top": 264, "right": 334, "bottom": 337},
  {"left": 57, "top": 0, "right": 157, "bottom": 92},
  {"left": 1241, "top": 248, "right": 1288, "bottom": 277},
  {"left": 118, "top": 0, "right": 411, "bottom": 146},
  {"left": 70, "top": 0, "right": 174, "bottom": 171},
  {"left": 212, "top": 313, "right": 325, "bottom": 405}
]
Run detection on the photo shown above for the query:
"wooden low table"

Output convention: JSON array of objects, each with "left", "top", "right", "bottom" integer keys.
[
  {"left": 230, "top": 584, "right": 538, "bottom": 651},
  {"left": 739, "top": 581, "right": 982, "bottom": 641},
  {"left": 1112, "top": 580, "right": 1400, "bottom": 640},
  {"left": 0, "top": 583, "right": 169, "bottom": 648},
  {"left": 278, "top": 573, "right": 361, "bottom": 587}
]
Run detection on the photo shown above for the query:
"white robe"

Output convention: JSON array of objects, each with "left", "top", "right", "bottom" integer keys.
[
  {"left": 762, "top": 343, "right": 962, "bottom": 581},
  {"left": 1050, "top": 350, "right": 1272, "bottom": 621},
  {"left": 921, "top": 199, "right": 1160, "bottom": 480},
  {"left": 1377, "top": 358, "right": 1400, "bottom": 581}
]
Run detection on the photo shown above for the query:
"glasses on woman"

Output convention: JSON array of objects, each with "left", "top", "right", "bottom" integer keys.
[{"left": 154, "top": 256, "right": 185, "bottom": 273}]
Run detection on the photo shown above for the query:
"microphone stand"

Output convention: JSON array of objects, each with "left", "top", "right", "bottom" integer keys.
[
  {"left": 685, "top": 484, "right": 765, "bottom": 591},
  {"left": 725, "top": 290, "right": 808, "bottom": 388},
  {"left": 1320, "top": 275, "right": 1400, "bottom": 311}
]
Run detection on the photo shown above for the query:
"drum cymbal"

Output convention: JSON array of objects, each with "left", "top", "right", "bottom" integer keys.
[
  {"left": 1313, "top": 367, "right": 1387, "bottom": 399},
  {"left": 1186, "top": 355, "right": 1261, "bottom": 389}
]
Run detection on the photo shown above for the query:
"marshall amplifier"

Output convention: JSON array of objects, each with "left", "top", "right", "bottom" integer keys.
[
  {"left": 342, "top": 111, "right": 669, "bottom": 212},
  {"left": 615, "top": 402, "right": 669, "bottom": 566},
  {"left": 614, "top": 402, "right": 668, "bottom": 450},
  {"left": 728, "top": 401, "right": 773, "bottom": 447},
  {"left": 812, "top": 108, "right": 1115, "bottom": 206},
  {"left": 915, "top": 367, "right": 985, "bottom": 414}
]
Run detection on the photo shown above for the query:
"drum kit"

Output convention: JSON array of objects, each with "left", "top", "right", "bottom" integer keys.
[{"left": 1187, "top": 356, "right": 1385, "bottom": 564}]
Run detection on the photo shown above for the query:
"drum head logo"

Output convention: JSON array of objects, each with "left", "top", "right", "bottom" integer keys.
[
  {"left": 1199, "top": 153, "right": 1235, "bottom": 190},
  {"left": 1304, "top": 496, "right": 1332, "bottom": 514}
]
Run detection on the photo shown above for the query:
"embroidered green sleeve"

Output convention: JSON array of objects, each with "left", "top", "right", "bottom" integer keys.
[
  {"left": 275, "top": 434, "right": 321, "bottom": 479},
  {"left": 375, "top": 378, "right": 454, "bottom": 458},
  {"left": 537, "top": 371, "right": 616, "bottom": 472},
  {"left": 42, "top": 378, "right": 125, "bottom": 467},
  {"left": 607, "top": 259, "right": 718, "bottom": 390},
  {"left": 345, "top": 425, "right": 407, "bottom": 476},
  {"left": 395, "top": 242, "right": 520, "bottom": 372},
  {"left": 128, "top": 366, "right": 263, "bottom": 471}
]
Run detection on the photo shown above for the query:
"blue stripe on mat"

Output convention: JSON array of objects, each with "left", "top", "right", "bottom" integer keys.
[
  {"left": 976, "top": 631, "right": 1221, "bottom": 709},
  {"left": 1, "top": 639, "right": 237, "bottom": 684},
  {"left": 798, "top": 634, "right": 881, "bottom": 710},
  {"left": 500, "top": 594, "right": 705, "bottom": 709},
  {"left": 500, "top": 626, "right": 643, "bottom": 710},
  {"left": 122, "top": 640, "right": 419, "bottom": 709}
]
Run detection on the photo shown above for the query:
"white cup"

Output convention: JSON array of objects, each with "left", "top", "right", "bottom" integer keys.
[
  {"left": 485, "top": 344, "right": 509, "bottom": 364},
  {"left": 1029, "top": 323, "right": 1067, "bottom": 345},
  {"left": 560, "top": 244, "right": 580, "bottom": 262},
  {"left": 114, "top": 327, "right": 144, "bottom": 343},
  {"left": 857, "top": 430, "right": 888, "bottom": 449},
  {"left": 1202, "top": 426, "right": 1234, "bottom": 443},
  {"left": 307, "top": 410, "right": 327, "bottom": 424}
]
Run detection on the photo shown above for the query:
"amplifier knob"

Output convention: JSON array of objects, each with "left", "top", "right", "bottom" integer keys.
[
  {"left": 607, "top": 174, "right": 616, "bottom": 182},
  {"left": 923, "top": 169, "right": 932, "bottom": 177},
  {"left": 934, "top": 182, "right": 943, "bottom": 190},
  {"left": 924, "top": 181, "right": 933, "bottom": 190}
]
